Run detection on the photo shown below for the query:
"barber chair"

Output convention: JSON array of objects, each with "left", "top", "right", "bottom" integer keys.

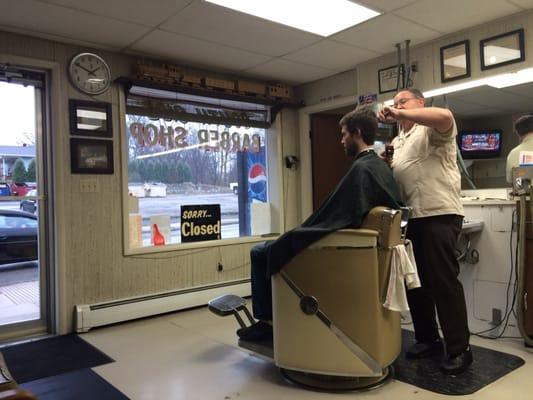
[{"left": 209, "top": 206, "right": 408, "bottom": 391}]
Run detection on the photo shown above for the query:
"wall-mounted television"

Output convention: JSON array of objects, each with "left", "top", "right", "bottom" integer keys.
[{"left": 458, "top": 130, "right": 502, "bottom": 159}]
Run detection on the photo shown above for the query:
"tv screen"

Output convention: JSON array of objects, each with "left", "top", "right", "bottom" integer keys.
[{"left": 459, "top": 130, "right": 502, "bottom": 159}]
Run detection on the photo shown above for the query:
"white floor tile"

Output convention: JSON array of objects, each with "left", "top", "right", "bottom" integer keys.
[{"left": 81, "top": 306, "right": 533, "bottom": 400}]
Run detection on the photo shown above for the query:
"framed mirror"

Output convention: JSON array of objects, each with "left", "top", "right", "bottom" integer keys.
[
  {"left": 480, "top": 29, "right": 525, "bottom": 70},
  {"left": 69, "top": 99, "right": 112, "bottom": 137},
  {"left": 440, "top": 40, "right": 470, "bottom": 83}
]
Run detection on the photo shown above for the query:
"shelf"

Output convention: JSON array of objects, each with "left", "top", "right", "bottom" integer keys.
[{"left": 116, "top": 77, "right": 304, "bottom": 109}]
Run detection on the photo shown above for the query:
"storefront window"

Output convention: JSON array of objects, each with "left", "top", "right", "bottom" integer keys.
[{"left": 124, "top": 114, "right": 274, "bottom": 249}]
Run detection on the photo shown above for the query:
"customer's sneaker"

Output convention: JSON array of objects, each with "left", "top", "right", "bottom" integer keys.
[
  {"left": 236, "top": 321, "right": 273, "bottom": 342},
  {"left": 405, "top": 340, "right": 444, "bottom": 359},
  {"left": 439, "top": 347, "right": 473, "bottom": 375}
]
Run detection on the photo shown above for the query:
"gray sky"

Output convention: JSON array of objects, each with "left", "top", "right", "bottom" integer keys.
[{"left": 0, "top": 82, "right": 35, "bottom": 146}]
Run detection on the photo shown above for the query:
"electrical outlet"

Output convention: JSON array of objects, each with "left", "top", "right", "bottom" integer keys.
[{"left": 80, "top": 178, "right": 99, "bottom": 193}]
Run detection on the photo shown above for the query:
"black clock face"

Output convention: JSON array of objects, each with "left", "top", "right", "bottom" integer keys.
[{"left": 69, "top": 53, "right": 111, "bottom": 95}]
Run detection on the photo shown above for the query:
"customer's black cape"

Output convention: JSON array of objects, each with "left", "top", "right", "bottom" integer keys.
[{"left": 265, "top": 151, "right": 401, "bottom": 276}]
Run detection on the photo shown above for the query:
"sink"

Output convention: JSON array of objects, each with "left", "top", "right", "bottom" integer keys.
[{"left": 462, "top": 219, "right": 484, "bottom": 234}]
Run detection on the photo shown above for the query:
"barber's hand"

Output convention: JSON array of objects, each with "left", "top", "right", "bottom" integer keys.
[{"left": 377, "top": 106, "right": 401, "bottom": 124}]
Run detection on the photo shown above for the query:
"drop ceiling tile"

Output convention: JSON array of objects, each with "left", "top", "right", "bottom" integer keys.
[
  {"left": 442, "top": 98, "right": 489, "bottom": 117},
  {"left": 131, "top": 29, "right": 271, "bottom": 72},
  {"left": 331, "top": 14, "right": 441, "bottom": 54},
  {"left": 355, "top": 0, "right": 419, "bottom": 12},
  {"left": 160, "top": 1, "right": 321, "bottom": 57},
  {"left": 394, "top": 0, "right": 521, "bottom": 34},
  {"left": 0, "top": 24, "right": 121, "bottom": 52},
  {"left": 243, "top": 59, "right": 337, "bottom": 85},
  {"left": 0, "top": 0, "right": 150, "bottom": 48},
  {"left": 447, "top": 85, "right": 525, "bottom": 112},
  {"left": 456, "top": 107, "right": 503, "bottom": 118},
  {"left": 283, "top": 40, "right": 379, "bottom": 71},
  {"left": 40, "top": 0, "right": 194, "bottom": 27},
  {"left": 501, "top": 82, "right": 533, "bottom": 99}
]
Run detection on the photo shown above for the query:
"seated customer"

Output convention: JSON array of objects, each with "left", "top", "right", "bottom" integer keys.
[
  {"left": 238, "top": 107, "right": 402, "bottom": 341},
  {"left": 507, "top": 114, "right": 533, "bottom": 183}
]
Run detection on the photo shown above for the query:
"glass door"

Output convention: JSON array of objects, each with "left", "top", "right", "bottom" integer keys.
[{"left": 0, "top": 67, "right": 51, "bottom": 341}]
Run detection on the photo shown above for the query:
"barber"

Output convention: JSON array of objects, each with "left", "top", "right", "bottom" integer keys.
[
  {"left": 378, "top": 88, "right": 472, "bottom": 375},
  {"left": 506, "top": 114, "right": 533, "bottom": 183}
]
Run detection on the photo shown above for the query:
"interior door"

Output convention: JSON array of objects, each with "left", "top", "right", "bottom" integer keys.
[{"left": 310, "top": 113, "right": 353, "bottom": 211}]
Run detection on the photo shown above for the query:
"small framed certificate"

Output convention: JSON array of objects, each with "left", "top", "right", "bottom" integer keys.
[{"left": 378, "top": 65, "right": 404, "bottom": 94}]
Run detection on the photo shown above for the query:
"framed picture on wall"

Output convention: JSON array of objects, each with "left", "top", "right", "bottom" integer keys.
[
  {"left": 440, "top": 40, "right": 470, "bottom": 83},
  {"left": 69, "top": 99, "right": 112, "bottom": 137},
  {"left": 378, "top": 65, "right": 404, "bottom": 94},
  {"left": 70, "top": 138, "right": 114, "bottom": 174},
  {"left": 480, "top": 29, "right": 525, "bottom": 70}
]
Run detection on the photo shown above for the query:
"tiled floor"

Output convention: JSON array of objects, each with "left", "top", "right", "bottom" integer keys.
[{"left": 81, "top": 306, "right": 533, "bottom": 400}]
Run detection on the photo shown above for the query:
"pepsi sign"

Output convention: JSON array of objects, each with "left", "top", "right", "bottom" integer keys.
[{"left": 247, "top": 150, "right": 267, "bottom": 202}]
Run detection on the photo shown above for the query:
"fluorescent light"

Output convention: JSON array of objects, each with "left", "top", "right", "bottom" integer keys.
[
  {"left": 486, "top": 67, "right": 533, "bottom": 88},
  {"left": 423, "top": 79, "right": 492, "bottom": 98},
  {"left": 205, "top": 0, "right": 380, "bottom": 37},
  {"left": 382, "top": 66, "right": 533, "bottom": 103}
]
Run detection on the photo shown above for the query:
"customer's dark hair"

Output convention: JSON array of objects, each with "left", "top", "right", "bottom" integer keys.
[
  {"left": 514, "top": 114, "right": 533, "bottom": 137},
  {"left": 396, "top": 88, "right": 425, "bottom": 99},
  {"left": 339, "top": 105, "right": 378, "bottom": 145}
]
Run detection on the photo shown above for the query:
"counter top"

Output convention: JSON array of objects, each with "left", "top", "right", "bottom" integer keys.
[{"left": 461, "top": 199, "right": 515, "bottom": 206}]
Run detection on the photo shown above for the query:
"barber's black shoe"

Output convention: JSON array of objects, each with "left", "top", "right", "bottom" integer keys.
[
  {"left": 236, "top": 321, "right": 273, "bottom": 342},
  {"left": 405, "top": 340, "right": 444, "bottom": 359},
  {"left": 440, "top": 347, "right": 473, "bottom": 375}
]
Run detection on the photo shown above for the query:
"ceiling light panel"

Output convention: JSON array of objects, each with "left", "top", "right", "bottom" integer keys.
[{"left": 205, "top": 0, "right": 380, "bottom": 37}]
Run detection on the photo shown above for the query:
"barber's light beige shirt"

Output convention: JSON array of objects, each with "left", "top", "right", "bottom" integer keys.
[
  {"left": 391, "top": 122, "right": 464, "bottom": 219},
  {"left": 506, "top": 135, "right": 533, "bottom": 183}
]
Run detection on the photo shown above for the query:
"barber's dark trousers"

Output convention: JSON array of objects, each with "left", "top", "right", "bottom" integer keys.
[
  {"left": 250, "top": 242, "right": 273, "bottom": 320},
  {"left": 406, "top": 214, "right": 470, "bottom": 356}
]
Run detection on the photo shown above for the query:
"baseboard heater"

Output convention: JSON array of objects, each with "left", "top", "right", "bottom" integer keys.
[{"left": 75, "top": 279, "right": 250, "bottom": 333}]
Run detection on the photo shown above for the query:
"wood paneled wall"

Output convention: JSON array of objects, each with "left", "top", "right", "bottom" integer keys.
[{"left": 0, "top": 30, "right": 300, "bottom": 333}]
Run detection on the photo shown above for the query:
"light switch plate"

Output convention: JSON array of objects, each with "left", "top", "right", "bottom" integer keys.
[{"left": 80, "top": 178, "right": 99, "bottom": 193}]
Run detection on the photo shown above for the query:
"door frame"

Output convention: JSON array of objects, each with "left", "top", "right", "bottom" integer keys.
[
  {"left": 298, "top": 95, "right": 359, "bottom": 221},
  {"left": 0, "top": 54, "right": 60, "bottom": 341}
]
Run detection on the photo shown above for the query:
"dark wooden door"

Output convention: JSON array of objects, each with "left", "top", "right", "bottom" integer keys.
[{"left": 310, "top": 114, "right": 353, "bottom": 211}]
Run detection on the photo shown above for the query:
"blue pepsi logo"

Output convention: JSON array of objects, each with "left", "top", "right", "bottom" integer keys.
[{"left": 248, "top": 163, "right": 267, "bottom": 198}]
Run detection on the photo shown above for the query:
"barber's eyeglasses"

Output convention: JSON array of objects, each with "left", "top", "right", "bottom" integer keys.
[{"left": 393, "top": 97, "right": 419, "bottom": 108}]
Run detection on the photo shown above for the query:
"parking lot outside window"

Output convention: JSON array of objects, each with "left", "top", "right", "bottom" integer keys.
[{"left": 124, "top": 114, "right": 274, "bottom": 250}]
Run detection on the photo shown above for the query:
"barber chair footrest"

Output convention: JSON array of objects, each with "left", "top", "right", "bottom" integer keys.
[
  {"left": 208, "top": 294, "right": 255, "bottom": 329},
  {"left": 208, "top": 294, "right": 247, "bottom": 316}
]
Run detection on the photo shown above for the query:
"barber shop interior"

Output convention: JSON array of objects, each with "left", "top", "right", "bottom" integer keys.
[{"left": 4, "top": 0, "right": 533, "bottom": 399}]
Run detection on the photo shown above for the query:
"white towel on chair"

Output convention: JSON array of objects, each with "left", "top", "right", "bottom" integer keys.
[{"left": 383, "top": 240, "right": 421, "bottom": 312}]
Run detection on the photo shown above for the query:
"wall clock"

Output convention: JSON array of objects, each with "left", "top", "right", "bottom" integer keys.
[{"left": 68, "top": 52, "right": 111, "bottom": 95}]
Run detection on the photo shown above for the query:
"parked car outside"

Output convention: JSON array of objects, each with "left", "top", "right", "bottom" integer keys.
[
  {"left": 0, "top": 209, "right": 38, "bottom": 266},
  {"left": 11, "top": 182, "right": 34, "bottom": 197},
  {"left": 20, "top": 189, "right": 37, "bottom": 214},
  {"left": 0, "top": 182, "right": 11, "bottom": 196}
]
